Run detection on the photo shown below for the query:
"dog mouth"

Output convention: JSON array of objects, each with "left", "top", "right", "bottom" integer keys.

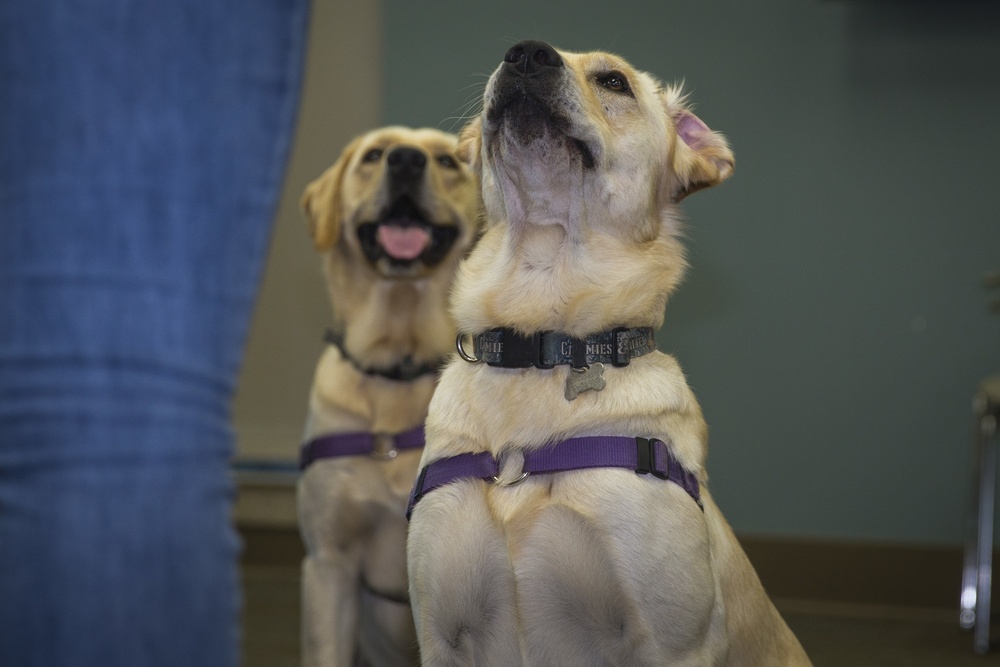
[
  {"left": 356, "top": 196, "right": 460, "bottom": 271},
  {"left": 377, "top": 224, "right": 430, "bottom": 260},
  {"left": 487, "top": 85, "right": 597, "bottom": 170}
]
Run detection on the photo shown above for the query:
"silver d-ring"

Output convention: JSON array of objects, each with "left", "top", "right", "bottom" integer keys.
[
  {"left": 456, "top": 333, "right": 481, "bottom": 363},
  {"left": 492, "top": 470, "right": 530, "bottom": 487},
  {"left": 370, "top": 448, "right": 398, "bottom": 461}
]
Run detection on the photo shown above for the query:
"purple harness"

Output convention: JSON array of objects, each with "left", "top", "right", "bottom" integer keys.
[
  {"left": 406, "top": 435, "right": 701, "bottom": 519},
  {"left": 299, "top": 426, "right": 425, "bottom": 470}
]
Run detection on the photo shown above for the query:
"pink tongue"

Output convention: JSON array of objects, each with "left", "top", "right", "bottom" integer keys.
[{"left": 377, "top": 224, "right": 431, "bottom": 260}]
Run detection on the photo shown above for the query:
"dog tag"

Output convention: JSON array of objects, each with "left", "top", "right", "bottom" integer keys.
[{"left": 565, "top": 363, "right": 606, "bottom": 401}]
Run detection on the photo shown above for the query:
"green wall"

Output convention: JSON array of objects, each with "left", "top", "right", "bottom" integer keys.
[{"left": 381, "top": 0, "right": 1000, "bottom": 544}]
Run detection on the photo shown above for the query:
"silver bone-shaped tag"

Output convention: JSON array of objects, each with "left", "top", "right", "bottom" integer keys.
[{"left": 565, "top": 362, "right": 606, "bottom": 401}]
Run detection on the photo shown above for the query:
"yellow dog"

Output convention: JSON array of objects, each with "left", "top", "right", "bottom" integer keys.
[
  {"left": 407, "top": 43, "right": 811, "bottom": 666},
  {"left": 297, "top": 126, "right": 480, "bottom": 666}
]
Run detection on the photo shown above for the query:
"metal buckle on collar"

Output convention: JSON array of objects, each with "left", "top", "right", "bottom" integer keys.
[
  {"left": 456, "top": 332, "right": 480, "bottom": 363},
  {"left": 634, "top": 437, "right": 668, "bottom": 479}
]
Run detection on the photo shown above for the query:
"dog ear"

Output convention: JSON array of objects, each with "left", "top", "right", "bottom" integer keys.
[
  {"left": 456, "top": 116, "right": 483, "bottom": 174},
  {"left": 300, "top": 136, "right": 362, "bottom": 251},
  {"left": 663, "top": 91, "right": 734, "bottom": 202}
]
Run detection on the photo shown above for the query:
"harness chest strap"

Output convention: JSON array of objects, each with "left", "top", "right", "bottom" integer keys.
[
  {"left": 299, "top": 425, "right": 425, "bottom": 470},
  {"left": 406, "top": 435, "right": 702, "bottom": 519}
]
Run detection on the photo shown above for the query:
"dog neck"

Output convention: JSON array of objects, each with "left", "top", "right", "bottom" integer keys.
[
  {"left": 489, "top": 145, "right": 587, "bottom": 235},
  {"left": 450, "top": 219, "right": 686, "bottom": 337},
  {"left": 323, "top": 328, "right": 443, "bottom": 381},
  {"left": 308, "top": 349, "right": 438, "bottom": 439},
  {"left": 323, "top": 257, "right": 459, "bottom": 374}
]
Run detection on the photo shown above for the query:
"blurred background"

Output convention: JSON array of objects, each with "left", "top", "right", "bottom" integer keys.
[{"left": 234, "top": 0, "right": 1000, "bottom": 661}]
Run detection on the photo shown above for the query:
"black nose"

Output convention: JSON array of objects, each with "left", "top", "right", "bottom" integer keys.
[
  {"left": 503, "top": 40, "right": 562, "bottom": 76},
  {"left": 386, "top": 146, "right": 426, "bottom": 181}
]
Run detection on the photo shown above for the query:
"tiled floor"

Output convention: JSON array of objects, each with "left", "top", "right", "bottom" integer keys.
[{"left": 242, "top": 563, "right": 1000, "bottom": 666}]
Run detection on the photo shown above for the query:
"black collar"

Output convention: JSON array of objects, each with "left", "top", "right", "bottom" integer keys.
[
  {"left": 466, "top": 326, "right": 656, "bottom": 369},
  {"left": 324, "top": 329, "right": 445, "bottom": 382}
]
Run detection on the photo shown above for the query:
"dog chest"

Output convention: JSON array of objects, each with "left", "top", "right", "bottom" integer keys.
[{"left": 409, "top": 470, "right": 719, "bottom": 663}]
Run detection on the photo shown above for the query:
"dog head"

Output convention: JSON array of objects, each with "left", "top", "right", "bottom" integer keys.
[
  {"left": 452, "top": 42, "right": 733, "bottom": 334},
  {"left": 302, "top": 127, "right": 482, "bottom": 369},
  {"left": 303, "top": 126, "right": 481, "bottom": 280},
  {"left": 460, "top": 41, "right": 734, "bottom": 234}
]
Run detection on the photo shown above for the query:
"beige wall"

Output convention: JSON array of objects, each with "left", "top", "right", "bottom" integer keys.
[{"left": 233, "top": 0, "right": 382, "bottom": 462}]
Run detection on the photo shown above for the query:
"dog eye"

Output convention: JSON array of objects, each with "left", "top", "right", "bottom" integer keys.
[
  {"left": 436, "top": 154, "right": 459, "bottom": 170},
  {"left": 362, "top": 148, "right": 383, "bottom": 163},
  {"left": 597, "top": 72, "right": 632, "bottom": 96}
]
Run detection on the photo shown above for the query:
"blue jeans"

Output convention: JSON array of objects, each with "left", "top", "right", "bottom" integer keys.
[{"left": 0, "top": 2, "right": 308, "bottom": 665}]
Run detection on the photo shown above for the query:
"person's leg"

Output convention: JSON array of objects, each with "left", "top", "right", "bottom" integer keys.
[{"left": 0, "top": 2, "right": 308, "bottom": 665}]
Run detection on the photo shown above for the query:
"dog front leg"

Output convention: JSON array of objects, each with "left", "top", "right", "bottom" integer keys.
[
  {"left": 408, "top": 487, "right": 523, "bottom": 667},
  {"left": 302, "top": 550, "right": 362, "bottom": 667}
]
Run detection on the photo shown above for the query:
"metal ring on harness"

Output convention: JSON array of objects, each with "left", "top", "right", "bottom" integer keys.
[
  {"left": 491, "top": 449, "right": 530, "bottom": 487},
  {"left": 370, "top": 448, "right": 398, "bottom": 461},
  {"left": 492, "top": 470, "right": 530, "bottom": 486},
  {"left": 456, "top": 332, "right": 481, "bottom": 363}
]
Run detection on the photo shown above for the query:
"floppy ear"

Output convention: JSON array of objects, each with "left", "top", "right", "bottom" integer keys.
[
  {"left": 300, "top": 136, "right": 362, "bottom": 251},
  {"left": 456, "top": 115, "right": 483, "bottom": 174},
  {"left": 663, "top": 91, "right": 734, "bottom": 202}
]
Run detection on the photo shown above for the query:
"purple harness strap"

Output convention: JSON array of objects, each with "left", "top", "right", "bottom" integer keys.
[
  {"left": 406, "top": 435, "right": 701, "bottom": 519},
  {"left": 300, "top": 425, "right": 425, "bottom": 470}
]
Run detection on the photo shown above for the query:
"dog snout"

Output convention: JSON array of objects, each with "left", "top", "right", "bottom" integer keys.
[
  {"left": 503, "top": 40, "right": 562, "bottom": 77},
  {"left": 387, "top": 146, "right": 427, "bottom": 183}
]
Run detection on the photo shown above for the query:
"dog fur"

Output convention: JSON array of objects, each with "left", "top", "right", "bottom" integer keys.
[
  {"left": 297, "top": 126, "right": 481, "bottom": 666},
  {"left": 406, "top": 43, "right": 811, "bottom": 666}
]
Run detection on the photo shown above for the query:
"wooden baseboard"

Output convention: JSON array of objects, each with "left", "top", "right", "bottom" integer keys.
[
  {"left": 240, "top": 526, "right": 305, "bottom": 567},
  {"left": 237, "top": 526, "right": 975, "bottom": 611},
  {"left": 739, "top": 535, "right": 970, "bottom": 611}
]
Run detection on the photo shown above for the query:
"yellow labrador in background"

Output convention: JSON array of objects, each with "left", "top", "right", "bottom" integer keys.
[
  {"left": 298, "top": 126, "right": 480, "bottom": 667},
  {"left": 406, "top": 42, "right": 811, "bottom": 666}
]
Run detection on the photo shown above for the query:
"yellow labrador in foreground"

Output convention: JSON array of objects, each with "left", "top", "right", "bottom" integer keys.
[
  {"left": 406, "top": 42, "right": 811, "bottom": 666},
  {"left": 297, "top": 126, "right": 480, "bottom": 666}
]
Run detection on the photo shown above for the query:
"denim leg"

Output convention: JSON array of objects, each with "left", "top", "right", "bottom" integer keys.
[{"left": 0, "top": 2, "right": 308, "bottom": 665}]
